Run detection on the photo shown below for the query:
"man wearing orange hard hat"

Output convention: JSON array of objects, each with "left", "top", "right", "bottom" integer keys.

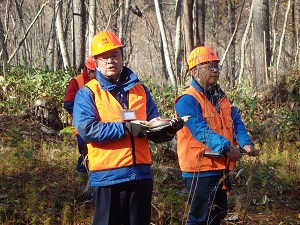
[
  {"left": 174, "top": 46, "right": 259, "bottom": 225},
  {"left": 64, "top": 55, "right": 96, "bottom": 187},
  {"left": 73, "top": 31, "right": 185, "bottom": 225}
]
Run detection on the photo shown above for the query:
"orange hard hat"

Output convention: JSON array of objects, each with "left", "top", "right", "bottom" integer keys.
[
  {"left": 91, "top": 31, "right": 124, "bottom": 57},
  {"left": 188, "top": 46, "right": 219, "bottom": 70},
  {"left": 85, "top": 55, "right": 96, "bottom": 70}
]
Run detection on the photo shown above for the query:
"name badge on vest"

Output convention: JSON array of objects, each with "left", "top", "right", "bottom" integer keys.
[{"left": 121, "top": 109, "right": 136, "bottom": 121}]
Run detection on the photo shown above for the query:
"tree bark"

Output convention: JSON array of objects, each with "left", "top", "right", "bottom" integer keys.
[
  {"left": 174, "top": 0, "right": 182, "bottom": 83},
  {"left": 46, "top": 0, "right": 56, "bottom": 70},
  {"left": 119, "top": 0, "right": 131, "bottom": 43},
  {"left": 183, "top": 0, "right": 194, "bottom": 57},
  {"left": 0, "top": 17, "right": 8, "bottom": 63},
  {"left": 252, "top": 0, "right": 270, "bottom": 91},
  {"left": 7, "top": 1, "right": 49, "bottom": 64},
  {"left": 238, "top": 2, "right": 253, "bottom": 84},
  {"left": 73, "top": 0, "right": 86, "bottom": 71},
  {"left": 14, "top": 0, "right": 30, "bottom": 62},
  {"left": 221, "top": 0, "right": 246, "bottom": 89},
  {"left": 154, "top": 0, "right": 176, "bottom": 87},
  {"left": 195, "top": 0, "right": 205, "bottom": 46},
  {"left": 87, "top": 0, "right": 96, "bottom": 56},
  {"left": 276, "top": 0, "right": 291, "bottom": 72},
  {"left": 55, "top": 0, "right": 70, "bottom": 69},
  {"left": 291, "top": 0, "right": 298, "bottom": 66}
]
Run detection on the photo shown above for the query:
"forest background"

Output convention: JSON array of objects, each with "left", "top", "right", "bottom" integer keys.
[{"left": 0, "top": 0, "right": 299, "bottom": 224}]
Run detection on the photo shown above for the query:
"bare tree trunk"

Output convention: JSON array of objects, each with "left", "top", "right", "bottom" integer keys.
[
  {"left": 252, "top": 0, "right": 270, "bottom": 91},
  {"left": 222, "top": 0, "right": 246, "bottom": 89},
  {"left": 87, "top": 0, "right": 96, "bottom": 56},
  {"left": 238, "top": 2, "right": 253, "bottom": 83},
  {"left": 55, "top": 0, "right": 70, "bottom": 69},
  {"left": 119, "top": 0, "right": 131, "bottom": 43},
  {"left": 14, "top": 0, "right": 30, "bottom": 62},
  {"left": 195, "top": 0, "right": 205, "bottom": 46},
  {"left": 291, "top": 0, "right": 299, "bottom": 67},
  {"left": 7, "top": 1, "right": 49, "bottom": 64},
  {"left": 276, "top": 0, "right": 291, "bottom": 72},
  {"left": 226, "top": 0, "right": 235, "bottom": 89},
  {"left": 154, "top": 0, "right": 176, "bottom": 87},
  {"left": 270, "top": 0, "right": 278, "bottom": 83},
  {"left": 0, "top": 17, "right": 8, "bottom": 63},
  {"left": 174, "top": 0, "right": 182, "bottom": 84},
  {"left": 73, "top": 0, "right": 86, "bottom": 71},
  {"left": 111, "top": 0, "right": 120, "bottom": 34},
  {"left": 46, "top": 0, "right": 56, "bottom": 70},
  {"left": 293, "top": 0, "right": 300, "bottom": 66},
  {"left": 183, "top": 0, "right": 194, "bottom": 57},
  {"left": 1, "top": 0, "right": 11, "bottom": 64}
]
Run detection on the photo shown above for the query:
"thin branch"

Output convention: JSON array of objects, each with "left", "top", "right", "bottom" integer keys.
[
  {"left": 220, "top": 0, "right": 246, "bottom": 65},
  {"left": 276, "top": 0, "right": 291, "bottom": 72},
  {"left": 7, "top": 1, "right": 49, "bottom": 64}
]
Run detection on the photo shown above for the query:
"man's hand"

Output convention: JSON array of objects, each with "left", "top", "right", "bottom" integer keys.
[
  {"left": 242, "top": 145, "right": 260, "bottom": 157},
  {"left": 124, "top": 122, "right": 149, "bottom": 138},
  {"left": 166, "top": 117, "right": 185, "bottom": 136},
  {"left": 226, "top": 146, "right": 242, "bottom": 162}
]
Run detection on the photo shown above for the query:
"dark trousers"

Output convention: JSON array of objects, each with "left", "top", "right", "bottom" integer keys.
[
  {"left": 92, "top": 179, "right": 153, "bottom": 225},
  {"left": 184, "top": 175, "right": 228, "bottom": 225}
]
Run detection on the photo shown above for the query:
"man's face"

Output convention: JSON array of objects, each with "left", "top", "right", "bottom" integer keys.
[
  {"left": 192, "top": 61, "right": 221, "bottom": 87},
  {"left": 94, "top": 48, "right": 123, "bottom": 82},
  {"left": 88, "top": 70, "right": 95, "bottom": 79}
]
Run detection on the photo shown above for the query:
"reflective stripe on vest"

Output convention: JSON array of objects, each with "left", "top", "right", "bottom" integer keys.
[
  {"left": 176, "top": 86, "right": 236, "bottom": 173},
  {"left": 85, "top": 79, "right": 151, "bottom": 171},
  {"left": 74, "top": 74, "right": 85, "bottom": 134}
]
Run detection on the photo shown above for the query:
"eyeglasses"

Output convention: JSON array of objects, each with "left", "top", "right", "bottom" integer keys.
[
  {"left": 198, "top": 64, "right": 222, "bottom": 71},
  {"left": 96, "top": 53, "right": 121, "bottom": 64}
]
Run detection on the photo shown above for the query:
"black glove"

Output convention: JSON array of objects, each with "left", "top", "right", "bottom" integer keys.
[
  {"left": 165, "top": 117, "right": 185, "bottom": 136},
  {"left": 124, "top": 122, "right": 149, "bottom": 138}
]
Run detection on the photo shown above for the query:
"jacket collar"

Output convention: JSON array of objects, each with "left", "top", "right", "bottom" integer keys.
[{"left": 95, "top": 66, "right": 140, "bottom": 91}]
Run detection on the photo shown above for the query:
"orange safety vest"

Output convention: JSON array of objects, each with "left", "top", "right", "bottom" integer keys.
[
  {"left": 74, "top": 74, "right": 85, "bottom": 89},
  {"left": 175, "top": 86, "right": 237, "bottom": 173},
  {"left": 73, "top": 74, "right": 85, "bottom": 135},
  {"left": 85, "top": 79, "right": 151, "bottom": 171}
]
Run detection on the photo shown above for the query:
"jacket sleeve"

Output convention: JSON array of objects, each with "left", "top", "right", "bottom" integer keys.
[
  {"left": 73, "top": 86, "right": 126, "bottom": 144},
  {"left": 64, "top": 79, "right": 79, "bottom": 115},
  {"left": 175, "top": 94, "right": 231, "bottom": 154},
  {"left": 231, "top": 106, "right": 254, "bottom": 147}
]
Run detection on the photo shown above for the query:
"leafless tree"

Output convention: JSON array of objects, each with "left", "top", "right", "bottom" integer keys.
[
  {"left": 0, "top": 17, "right": 8, "bottom": 63},
  {"left": 154, "top": 0, "right": 176, "bottom": 86},
  {"left": 87, "top": 0, "right": 96, "bottom": 56},
  {"left": 252, "top": 0, "right": 270, "bottom": 91},
  {"left": 0, "top": 0, "right": 299, "bottom": 94},
  {"left": 55, "top": 0, "right": 70, "bottom": 69},
  {"left": 195, "top": 0, "right": 205, "bottom": 46},
  {"left": 7, "top": 1, "right": 49, "bottom": 64},
  {"left": 221, "top": 0, "right": 246, "bottom": 89},
  {"left": 238, "top": 2, "right": 253, "bottom": 84},
  {"left": 46, "top": 0, "right": 57, "bottom": 70},
  {"left": 183, "top": 0, "right": 194, "bottom": 57},
  {"left": 174, "top": 0, "right": 183, "bottom": 84},
  {"left": 73, "top": 0, "right": 86, "bottom": 71}
]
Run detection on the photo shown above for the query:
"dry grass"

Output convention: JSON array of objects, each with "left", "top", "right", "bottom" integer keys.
[{"left": 0, "top": 116, "right": 299, "bottom": 224}]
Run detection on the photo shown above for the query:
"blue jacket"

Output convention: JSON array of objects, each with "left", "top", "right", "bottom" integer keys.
[
  {"left": 175, "top": 79, "right": 254, "bottom": 178},
  {"left": 73, "top": 66, "right": 167, "bottom": 186}
]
